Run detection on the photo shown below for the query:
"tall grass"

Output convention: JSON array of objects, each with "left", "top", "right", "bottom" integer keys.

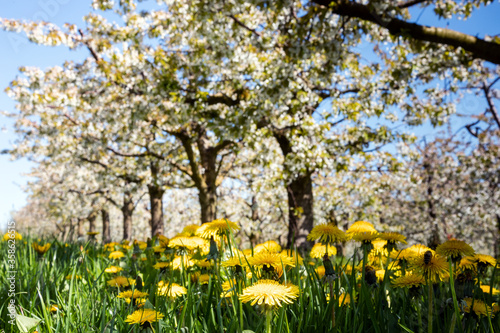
[{"left": 1, "top": 233, "right": 499, "bottom": 333}]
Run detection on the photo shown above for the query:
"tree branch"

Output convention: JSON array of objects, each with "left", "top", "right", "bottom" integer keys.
[
  {"left": 312, "top": 0, "right": 500, "bottom": 65},
  {"left": 227, "top": 14, "right": 261, "bottom": 37},
  {"left": 482, "top": 80, "right": 500, "bottom": 130},
  {"left": 397, "top": 0, "right": 429, "bottom": 9}
]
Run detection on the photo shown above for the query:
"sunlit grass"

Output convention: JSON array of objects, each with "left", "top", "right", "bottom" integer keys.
[{"left": 1, "top": 226, "right": 499, "bottom": 333}]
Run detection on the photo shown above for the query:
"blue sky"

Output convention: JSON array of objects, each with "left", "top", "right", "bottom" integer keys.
[
  {"left": 0, "top": 1, "right": 499, "bottom": 230},
  {"left": 0, "top": 0, "right": 91, "bottom": 229}
]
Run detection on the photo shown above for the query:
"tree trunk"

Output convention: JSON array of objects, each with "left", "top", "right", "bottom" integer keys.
[
  {"left": 286, "top": 172, "right": 315, "bottom": 250},
  {"left": 121, "top": 191, "right": 135, "bottom": 241},
  {"left": 423, "top": 160, "right": 441, "bottom": 250},
  {"left": 76, "top": 217, "right": 84, "bottom": 239},
  {"left": 199, "top": 190, "right": 217, "bottom": 223},
  {"left": 101, "top": 208, "right": 111, "bottom": 243},
  {"left": 148, "top": 184, "right": 165, "bottom": 237},
  {"left": 197, "top": 130, "right": 219, "bottom": 223},
  {"left": 88, "top": 211, "right": 97, "bottom": 234},
  {"left": 274, "top": 131, "right": 314, "bottom": 250},
  {"left": 495, "top": 214, "right": 500, "bottom": 259},
  {"left": 173, "top": 126, "right": 232, "bottom": 225}
]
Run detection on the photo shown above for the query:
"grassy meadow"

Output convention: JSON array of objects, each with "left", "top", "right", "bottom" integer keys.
[{"left": 1, "top": 220, "right": 499, "bottom": 332}]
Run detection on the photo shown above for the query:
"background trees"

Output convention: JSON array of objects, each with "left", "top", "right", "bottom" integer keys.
[{"left": 1, "top": 0, "right": 499, "bottom": 253}]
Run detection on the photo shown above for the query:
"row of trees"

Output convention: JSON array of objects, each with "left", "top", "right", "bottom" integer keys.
[{"left": 2, "top": 0, "right": 499, "bottom": 250}]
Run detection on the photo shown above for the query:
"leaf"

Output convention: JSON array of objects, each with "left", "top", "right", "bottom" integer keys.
[
  {"left": 16, "top": 314, "right": 41, "bottom": 333},
  {"left": 142, "top": 299, "right": 155, "bottom": 310},
  {"left": 398, "top": 322, "right": 415, "bottom": 333}
]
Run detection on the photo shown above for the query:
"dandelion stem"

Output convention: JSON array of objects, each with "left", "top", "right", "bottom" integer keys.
[
  {"left": 428, "top": 282, "right": 433, "bottom": 333},
  {"left": 361, "top": 245, "right": 368, "bottom": 285},
  {"left": 329, "top": 280, "right": 335, "bottom": 329},
  {"left": 265, "top": 308, "right": 273, "bottom": 333},
  {"left": 448, "top": 313, "right": 456, "bottom": 333},
  {"left": 448, "top": 259, "right": 463, "bottom": 333},
  {"left": 416, "top": 301, "right": 423, "bottom": 333}
]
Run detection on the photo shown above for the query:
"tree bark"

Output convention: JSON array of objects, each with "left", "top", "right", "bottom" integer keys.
[
  {"left": 495, "top": 214, "right": 500, "bottom": 259},
  {"left": 173, "top": 126, "right": 232, "bottom": 224},
  {"left": 197, "top": 131, "right": 219, "bottom": 223},
  {"left": 274, "top": 131, "right": 314, "bottom": 250},
  {"left": 423, "top": 159, "right": 440, "bottom": 250},
  {"left": 88, "top": 211, "right": 97, "bottom": 234},
  {"left": 101, "top": 208, "right": 111, "bottom": 243},
  {"left": 121, "top": 191, "right": 135, "bottom": 241},
  {"left": 312, "top": 0, "right": 500, "bottom": 65},
  {"left": 148, "top": 184, "right": 165, "bottom": 237},
  {"left": 76, "top": 217, "right": 84, "bottom": 239},
  {"left": 286, "top": 172, "right": 315, "bottom": 250}
]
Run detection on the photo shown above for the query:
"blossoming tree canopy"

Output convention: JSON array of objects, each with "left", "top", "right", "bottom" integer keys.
[{"left": 1, "top": 0, "right": 498, "bottom": 247}]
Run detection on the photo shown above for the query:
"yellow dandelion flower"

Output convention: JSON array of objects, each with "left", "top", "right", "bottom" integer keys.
[
  {"left": 307, "top": 224, "right": 348, "bottom": 244},
  {"left": 347, "top": 221, "right": 377, "bottom": 234},
  {"left": 195, "top": 260, "right": 213, "bottom": 269},
  {"left": 153, "top": 245, "right": 166, "bottom": 253},
  {"left": 436, "top": 239, "right": 475, "bottom": 261},
  {"left": 254, "top": 240, "right": 282, "bottom": 253},
  {"left": 409, "top": 253, "right": 449, "bottom": 282},
  {"left": 221, "top": 279, "right": 238, "bottom": 298},
  {"left": 493, "top": 303, "right": 500, "bottom": 314},
  {"left": 157, "top": 235, "right": 169, "bottom": 247},
  {"left": 196, "top": 219, "right": 240, "bottom": 239},
  {"left": 371, "top": 239, "right": 388, "bottom": 256},
  {"left": 310, "top": 243, "right": 337, "bottom": 258},
  {"left": 375, "top": 269, "right": 386, "bottom": 282},
  {"left": 105, "top": 266, "right": 123, "bottom": 274},
  {"left": 125, "top": 309, "right": 164, "bottom": 326},
  {"left": 463, "top": 297, "right": 492, "bottom": 317},
  {"left": 104, "top": 242, "right": 119, "bottom": 251},
  {"left": 168, "top": 236, "right": 208, "bottom": 251},
  {"left": 340, "top": 264, "right": 353, "bottom": 275},
  {"left": 153, "top": 261, "right": 170, "bottom": 270},
  {"left": 107, "top": 276, "right": 135, "bottom": 287},
  {"left": 247, "top": 252, "right": 295, "bottom": 270},
  {"left": 133, "top": 241, "right": 147, "bottom": 250},
  {"left": 391, "top": 244, "right": 433, "bottom": 261},
  {"left": 157, "top": 281, "right": 187, "bottom": 299},
  {"left": 473, "top": 254, "right": 497, "bottom": 269},
  {"left": 458, "top": 256, "right": 477, "bottom": 272},
  {"left": 32, "top": 242, "right": 51, "bottom": 255},
  {"left": 239, "top": 279, "right": 299, "bottom": 308},
  {"left": 337, "top": 293, "right": 351, "bottom": 306},
  {"left": 65, "top": 274, "right": 81, "bottom": 280},
  {"left": 109, "top": 251, "right": 125, "bottom": 260},
  {"left": 171, "top": 255, "right": 194, "bottom": 270},
  {"left": 121, "top": 244, "right": 132, "bottom": 251},
  {"left": 280, "top": 249, "right": 304, "bottom": 265},
  {"left": 49, "top": 304, "right": 58, "bottom": 313},
  {"left": 181, "top": 224, "right": 200, "bottom": 236},
  {"left": 379, "top": 232, "right": 407, "bottom": 245},
  {"left": 351, "top": 231, "right": 379, "bottom": 244},
  {"left": 87, "top": 231, "right": 99, "bottom": 236},
  {"left": 198, "top": 274, "right": 211, "bottom": 285},
  {"left": 480, "top": 285, "right": 500, "bottom": 295},
  {"left": 3, "top": 231, "right": 22, "bottom": 241},
  {"left": 125, "top": 298, "right": 147, "bottom": 307},
  {"left": 316, "top": 265, "right": 325, "bottom": 278},
  {"left": 392, "top": 274, "right": 426, "bottom": 288},
  {"left": 222, "top": 256, "right": 248, "bottom": 268},
  {"left": 117, "top": 290, "right": 149, "bottom": 299}
]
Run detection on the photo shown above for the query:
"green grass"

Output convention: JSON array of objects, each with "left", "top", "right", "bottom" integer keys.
[{"left": 1, "top": 234, "right": 499, "bottom": 333}]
